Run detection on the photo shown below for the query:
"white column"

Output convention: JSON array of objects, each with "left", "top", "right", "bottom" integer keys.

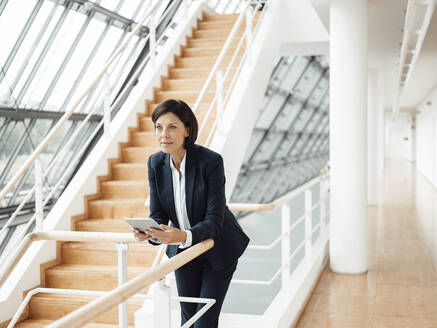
[
  {"left": 368, "top": 69, "right": 378, "bottom": 205},
  {"left": 377, "top": 93, "right": 385, "bottom": 182},
  {"left": 329, "top": 0, "right": 368, "bottom": 274}
]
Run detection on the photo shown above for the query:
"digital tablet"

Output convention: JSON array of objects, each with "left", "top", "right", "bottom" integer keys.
[{"left": 125, "top": 218, "right": 164, "bottom": 240}]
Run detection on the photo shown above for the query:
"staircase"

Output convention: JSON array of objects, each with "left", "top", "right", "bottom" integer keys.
[{"left": 14, "top": 13, "right": 245, "bottom": 327}]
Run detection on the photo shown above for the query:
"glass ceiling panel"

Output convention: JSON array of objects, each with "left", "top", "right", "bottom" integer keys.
[
  {"left": 242, "top": 129, "right": 264, "bottom": 163},
  {"left": 251, "top": 132, "right": 285, "bottom": 163},
  {"left": 279, "top": 56, "right": 310, "bottom": 91},
  {"left": 270, "top": 100, "right": 301, "bottom": 132},
  {"left": 231, "top": 56, "right": 329, "bottom": 217},
  {"left": 255, "top": 91, "right": 286, "bottom": 130}
]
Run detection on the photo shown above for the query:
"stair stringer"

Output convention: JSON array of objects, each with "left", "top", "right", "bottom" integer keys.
[{"left": 0, "top": 2, "right": 216, "bottom": 324}]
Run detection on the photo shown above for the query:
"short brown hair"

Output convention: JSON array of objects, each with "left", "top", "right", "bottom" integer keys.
[{"left": 151, "top": 99, "right": 198, "bottom": 149}]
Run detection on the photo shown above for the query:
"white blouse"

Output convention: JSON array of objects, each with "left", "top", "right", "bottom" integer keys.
[{"left": 169, "top": 153, "right": 192, "bottom": 248}]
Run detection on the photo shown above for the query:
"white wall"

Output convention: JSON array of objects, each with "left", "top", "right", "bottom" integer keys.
[
  {"left": 386, "top": 113, "right": 413, "bottom": 161},
  {"left": 416, "top": 84, "right": 437, "bottom": 187},
  {"left": 416, "top": 109, "right": 434, "bottom": 183}
]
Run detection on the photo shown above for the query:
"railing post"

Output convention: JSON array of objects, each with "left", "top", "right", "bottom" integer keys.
[
  {"left": 305, "top": 189, "right": 312, "bottom": 266},
  {"left": 154, "top": 279, "right": 171, "bottom": 328},
  {"left": 281, "top": 203, "right": 291, "bottom": 287},
  {"left": 103, "top": 72, "right": 111, "bottom": 137},
  {"left": 319, "top": 178, "right": 327, "bottom": 241},
  {"left": 216, "top": 69, "right": 225, "bottom": 136},
  {"left": 34, "top": 158, "right": 43, "bottom": 232},
  {"left": 117, "top": 243, "right": 128, "bottom": 328},
  {"left": 150, "top": 17, "right": 156, "bottom": 68}
]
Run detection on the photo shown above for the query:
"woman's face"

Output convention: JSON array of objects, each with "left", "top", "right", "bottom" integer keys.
[{"left": 155, "top": 112, "right": 189, "bottom": 155}]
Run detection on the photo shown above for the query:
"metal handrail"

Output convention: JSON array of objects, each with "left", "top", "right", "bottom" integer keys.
[
  {"left": 47, "top": 239, "right": 214, "bottom": 328},
  {"left": 8, "top": 287, "right": 215, "bottom": 328},
  {"left": 0, "top": 231, "right": 135, "bottom": 287},
  {"left": 227, "top": 170, "right": 329, "bottom": 212},
  {"left": 229, "top": 171, "right": 330, "bottom": 286}
]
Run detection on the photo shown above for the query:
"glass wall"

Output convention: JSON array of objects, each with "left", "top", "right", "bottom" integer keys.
[
  {"left": 0, "top": 0, "right": 183, "bottom": 257},
  {"left": 231, "top": 55, "right": 329, "bottom": 217}
]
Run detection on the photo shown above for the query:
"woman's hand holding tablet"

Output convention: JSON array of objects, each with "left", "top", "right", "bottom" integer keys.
[{"left": 125, "top": 218, "right": 164, "bottom": 243}]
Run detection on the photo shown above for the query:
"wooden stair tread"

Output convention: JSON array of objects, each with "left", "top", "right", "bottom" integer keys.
[
  {"left": 30, "top": 292, "right": 144, "bottom": 305},
  {"left": 101, "top": 180, "right": 146, "bottom": 187},
  {"left": 46, "top": 263, "right": 149, "bottom": 275},
  {"left": 202, "top": 13, "right": 239, "bottom": 21},
  {"left": 156, "top": 90, "right": 215, "bottom": 96},
  {"left": 122, "top": 145, "right": 159, "bottom": 150},
  {"left": 88, "top": 198, "right": 146, "bottom": 206},
  {"left": 112, "top": 163, "right": 147, "bottom": 169},
  {"left": 132, "top": 131, "right": 155, "bottom": 136},
  {"left": 15, "top": 319, "right": 133, "bottom": 328},
  {"left": 62, "top": 241, "right": 155, "bottom": 252},
  {"left": 76, "top": 218, "right": 136, "bottom": 225}
]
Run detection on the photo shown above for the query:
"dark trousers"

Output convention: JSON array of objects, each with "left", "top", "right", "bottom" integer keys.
[{"left": 174, "top": 258, "right": 237, "bottom": 328}]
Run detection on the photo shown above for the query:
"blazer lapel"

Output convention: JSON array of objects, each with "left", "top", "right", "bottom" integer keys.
[
  {"left": 162, "top": 154, "right": 177, "bottom": 223},
  {"left": 185, "top": 147, "right": 197, "bottom": 223}
]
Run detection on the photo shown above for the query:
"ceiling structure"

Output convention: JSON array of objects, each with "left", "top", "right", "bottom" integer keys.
[
  {"left": 310, "top": 0, "right": 437, "bottom": 111},
  {"left": 231, "top": 56, "right": 329, "bottom": 217}
]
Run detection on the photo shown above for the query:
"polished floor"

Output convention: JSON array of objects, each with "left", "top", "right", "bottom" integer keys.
[{"left": 296, "top": 161, "right": 437, "bottom": 328}]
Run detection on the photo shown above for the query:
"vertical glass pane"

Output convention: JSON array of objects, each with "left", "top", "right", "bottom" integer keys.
[
  {"left": 23, "top": 11, "right": 86, "bottom": 110},
  {"left": 0, "top": 1, "right": 37, "bottom": 66},
  {"left": 13, "top": 4, "right": 63, "bottom": 105},
  {"left": 311, "top": 227, "right": 320, "bottom": 245},
  {"left": 0, "top": 224, "right": 28, "bottom": 262},
  {"left": 223, "top": 208, "right": 282, "bottom": 314}
]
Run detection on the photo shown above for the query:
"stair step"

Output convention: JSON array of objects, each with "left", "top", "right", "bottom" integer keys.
[
  {"left": 169, "top": 67, "right": 237, "bottom": 79},
  {"left": 112, "top": 163, "right": 147, "bottom": 180},
  {"left": 187, "top": 37, "right": 227, "bottom": 48},
  {"left": 62, "top": 241, "right": 157, "bottom": 266},
  {"left": 121, "top": 146, "right": 159, "bottom": 163},
  {"left": 15, "top": 319, "right": 132, "bottom": 328},
  {"left": 175, "top": 55, "right": 242, "bottom": 68},
  {"left": 197, "top": 14, "right": 260, "bottom": 29},
  {"left": 155, "top": 90, "right": 215, "bottom": 103},
  {"left": 198, "top": 20, "right": 236, "bottom": 30},
  {"left": 101, "top": 180, "right": 148, "bottom": 199},
  {"left": 182, "top": 45, "right": 244, "bottom": 58},
  {"left": 202, "top": 13, "right": 239, "bottom": 21},
  {"left": 194, "top": 28, "right": 244, "bottom": 39},
  {"left": 45, "top": 264, "right": 149, "bottom": 291},
  {"left": 146, "top": 103, "right": 210, "bottom": 115},
  {"left": 28, "top": 293, "right": 142, "bottom": 324},
  {"left": 87, "top": 199, "right": 148, "bottom": 219},
  {"left": 131, "top": 131, "right": 158, "bottom": 147},
  {"left": 76, "top": 218, "right": 134, "bottom": 232},
  {"left": 162, "top": 77, "right": 233, "bottom": 91},
  {"left": 139, "top": 117, "right": 154, "bottom": 131}
]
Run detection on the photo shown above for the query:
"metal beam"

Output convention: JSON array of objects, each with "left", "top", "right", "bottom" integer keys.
[{"left": 0, "top": 108, "right": 102, "bottom": 122}]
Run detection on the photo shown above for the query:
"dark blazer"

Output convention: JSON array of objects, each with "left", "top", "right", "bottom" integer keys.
[{"left": 147, "top": 144, "right": 249, "bottom": 271}]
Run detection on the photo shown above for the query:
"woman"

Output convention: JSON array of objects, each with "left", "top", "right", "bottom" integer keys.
[{"left": 132, "top": 99, "right": 250, "bottom": 328}]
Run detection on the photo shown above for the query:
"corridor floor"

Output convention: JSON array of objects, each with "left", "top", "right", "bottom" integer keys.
[{"left": 295, "top": 161, "right": 437, "bottom": 327}]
